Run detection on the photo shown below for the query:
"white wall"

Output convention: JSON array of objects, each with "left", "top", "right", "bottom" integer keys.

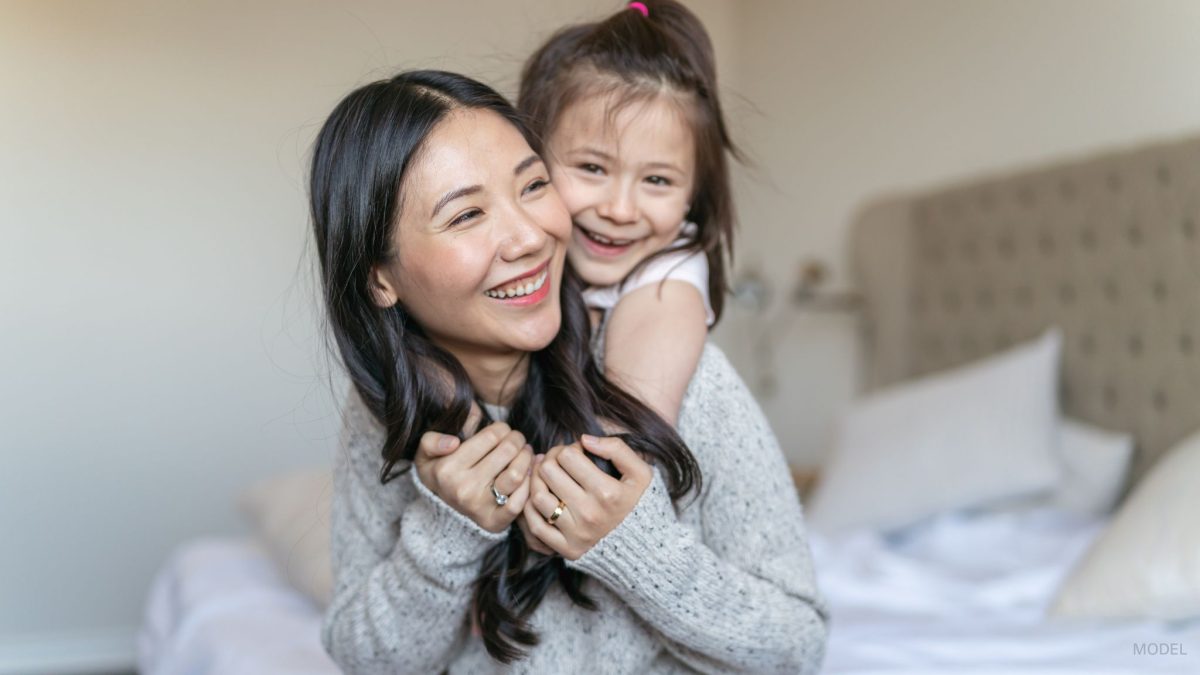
[
  {"left": 4, "top": 0, "right": 1200, "bottom": 671},
  {"left": 714, "top": 0, "right": 1200, "bottom": 467},
  {"left": 0, "top": 1, "right": 738, "bottom": 671}
]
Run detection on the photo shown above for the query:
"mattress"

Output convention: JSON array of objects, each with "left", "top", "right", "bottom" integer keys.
[
  {"left": 811, "top": 506, "right": 1200, "bottom": 674},
  {"left": 139, "top": 512, "right": 1200, "bottom": 674},
  {"left": 137, "top": 536, "right": 338, "bottom": 675}
]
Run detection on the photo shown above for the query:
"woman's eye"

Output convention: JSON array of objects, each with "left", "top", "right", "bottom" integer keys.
[
  {"left": 645, "top": 175, "right": 672, "bottom": 187},
  {"left": 523, "top": 178, "right": 549, "bottom": 195},
  {"left": 580, "top": 163, "right": 604, "bottom": 175},
  {"left": 449, "top": 208, "right": 482, "bottom": 227}
]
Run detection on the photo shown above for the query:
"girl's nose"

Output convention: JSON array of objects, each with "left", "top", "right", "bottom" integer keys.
[{"left": 596, "top": 184, "right": 638, "bottom": 225}]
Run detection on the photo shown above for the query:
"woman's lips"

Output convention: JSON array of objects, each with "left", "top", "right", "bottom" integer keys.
[
  {"left": 574, "top": 224, "right": 638, "bottom": 258},
  {"left": 484, "top": 262, "right": 552, "bottom": 307}
]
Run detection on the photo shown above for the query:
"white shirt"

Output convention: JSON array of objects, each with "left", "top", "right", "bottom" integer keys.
[{"left": 580, "top": 221, "right": 716, "bottom": 327}]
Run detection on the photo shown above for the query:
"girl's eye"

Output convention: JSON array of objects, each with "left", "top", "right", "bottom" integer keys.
[
  {"left": 645, "top": 175, "right": 672, "bottom": 187},
  {"left": 523, "top": 178, "right": 549, "bottom": 195},
  {"left": 449, "top": 208, "right": 482, "bottom": 227},
  {"left": 579, "top": 163, "right": 605, "bottom": 175}
]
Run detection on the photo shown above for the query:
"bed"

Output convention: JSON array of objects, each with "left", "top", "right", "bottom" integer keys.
[{"left": 138, "top": 132, "right": 1200, "bottom": 673}]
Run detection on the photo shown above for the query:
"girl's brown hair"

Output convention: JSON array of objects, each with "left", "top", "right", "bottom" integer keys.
[{"left": 518, "top": 0, "right": 739, "bottom": 323}]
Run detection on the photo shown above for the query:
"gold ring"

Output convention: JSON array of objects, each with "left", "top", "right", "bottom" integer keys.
[{"left": 548, "top": 500, "right": 566, "bottom": 525}]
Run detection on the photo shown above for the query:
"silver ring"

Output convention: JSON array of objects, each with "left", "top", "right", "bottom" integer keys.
[{"left": 489, "top": 482, "right": 508, "bottom": 506}]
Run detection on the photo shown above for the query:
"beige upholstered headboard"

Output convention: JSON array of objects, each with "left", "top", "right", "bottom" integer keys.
[{"left": 850, "top": 133, "right": 1200, "bottom": 485}]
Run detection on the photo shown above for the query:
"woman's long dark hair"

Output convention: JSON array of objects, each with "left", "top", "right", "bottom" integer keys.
[
  {"left": 518, "top": 0, "right": 741, "bottom": 324},
  {"left": 309, "top": 70, "right": 702, "bottom": 664}
]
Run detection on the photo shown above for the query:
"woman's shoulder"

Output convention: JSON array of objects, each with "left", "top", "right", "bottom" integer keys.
[{"left": 676, "top": 343, "right": 776, "bottom": 455}]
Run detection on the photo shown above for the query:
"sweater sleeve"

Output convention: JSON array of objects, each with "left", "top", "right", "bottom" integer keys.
[
  {"left": 565, "top": 345, "right": 829, "bottom": 674},
  {"left": 319, "top": 386, "right": 507, "bottom": 674}
]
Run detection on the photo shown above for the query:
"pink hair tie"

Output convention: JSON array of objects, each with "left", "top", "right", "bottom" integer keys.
[{"left": 628, "top": 1, "right": 649, "bottom": 17}]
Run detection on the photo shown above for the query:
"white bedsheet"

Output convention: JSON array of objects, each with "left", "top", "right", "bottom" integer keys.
[
  {"left": 138, "top": 536, "right": 338, "bottom": 675},
  {"left": 811, "top": 506, "right": 1200, "bottom": 674},
  {"left": 140, "top": 512, "right": 1200, "bottom": 674}
]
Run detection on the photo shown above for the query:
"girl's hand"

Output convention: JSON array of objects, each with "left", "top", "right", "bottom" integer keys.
[
  {"left": 521, "top": 435, "right": 653, "bottom": 560},
  {"left": 414, "top": 405, "right": 534, "bottom": 534}
]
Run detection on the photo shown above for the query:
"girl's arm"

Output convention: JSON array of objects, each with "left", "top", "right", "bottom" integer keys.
[
  {"left": 603, "top": 279, "right": 708, "bottom": 425},
  {"left": 566, "top": 345, "right": 829, "bottom": 674},
  {"left": 319, "top": 388, "right": 506, "bottom": 674}
]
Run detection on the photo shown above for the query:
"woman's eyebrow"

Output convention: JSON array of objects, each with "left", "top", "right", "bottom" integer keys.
[
  {"left": 514, "top": 154, "right": 541, "bottom": 175},
  {"left": 430, "top": 185, "right": 481, "bottom": 218}
]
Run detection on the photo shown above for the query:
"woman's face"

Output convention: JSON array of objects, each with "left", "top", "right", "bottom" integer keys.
[
  {"left": 370, "top": 108, "right": 571, "bottom": 361},
  {"left": 546, "top": 92, "right": 696, "bottom": 287}
]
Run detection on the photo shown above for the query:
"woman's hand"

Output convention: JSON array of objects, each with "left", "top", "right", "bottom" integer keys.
[
  {"left": 521, "top": 434, "right": 653, "bottom": 561},
  {"left": 414, "top": 405, "right": 534, "bottom": 534}
]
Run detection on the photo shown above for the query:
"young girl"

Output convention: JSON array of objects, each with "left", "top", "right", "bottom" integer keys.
[{"left": 519, "top": 0, "right": 738, "bottom": 424}]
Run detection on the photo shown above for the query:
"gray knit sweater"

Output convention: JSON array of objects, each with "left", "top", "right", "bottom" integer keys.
[{"left": 321, "top": 343, "right": 828, "bottom": 674}]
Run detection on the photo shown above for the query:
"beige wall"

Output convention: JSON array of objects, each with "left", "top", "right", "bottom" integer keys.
[
  {"left": 3, "top": 0, "right": 1199, "bottom": 671},
  {"left": 714, "top": 0, "right": 1200, "bottom": 468}
]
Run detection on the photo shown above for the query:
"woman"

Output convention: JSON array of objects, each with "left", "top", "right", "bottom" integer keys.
[{"left": 311, "top": 70, "right": 827, "bottom": 674}]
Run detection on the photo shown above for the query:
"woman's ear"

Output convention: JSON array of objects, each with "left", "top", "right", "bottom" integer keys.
[{"left": 368, "top": 265, "right": 401, "bottom": 308}]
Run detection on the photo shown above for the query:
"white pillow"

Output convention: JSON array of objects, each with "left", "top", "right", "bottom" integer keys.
[
  {"left": 807, "top": 328, "right": 1063, "bottom": 534},
  {"left": 1047, "top": 419, "right": 1133, "bottom": 516},
  {"left": 237, "top": 467, "right": 333, "bottom": 609},
  {"left": 1051, "top": 428, "right": 1200, "bottom": 621},
  {"left": 985, "top": 418, "right": 1134, "bottom": 517}
]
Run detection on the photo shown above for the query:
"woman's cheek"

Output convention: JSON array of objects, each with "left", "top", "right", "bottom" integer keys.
[
  {"left": 538, "top": 192, "right": 574, "bottom": 242},
  {"left": 551, "top": 174, "right": 592, "bottom": 219}
]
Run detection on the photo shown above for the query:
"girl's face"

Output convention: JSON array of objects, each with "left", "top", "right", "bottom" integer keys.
[
  {"left": 370, "top": 108, "right": 572, "bottom": 360},
  {"left": 546, "top": 93, "right": 696, "bottom": 287}
]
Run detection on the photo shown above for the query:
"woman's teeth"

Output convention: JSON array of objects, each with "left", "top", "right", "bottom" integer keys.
[{"left": 485, "top": 269, "right": 548, "bottom": 299}]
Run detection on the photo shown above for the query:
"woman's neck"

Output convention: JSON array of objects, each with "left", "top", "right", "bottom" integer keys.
[{"left": 458, "top": 350, "right": 530, "bottom": 407}]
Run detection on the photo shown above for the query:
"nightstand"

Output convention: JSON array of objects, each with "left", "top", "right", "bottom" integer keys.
[{"left": 789, "top": 465, "right": 820, "bottom": 501}]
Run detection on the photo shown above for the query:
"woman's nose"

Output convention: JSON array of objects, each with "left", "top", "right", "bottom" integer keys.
[
  {"left": 497, "top": 211, "right": 547, "bottom": 262},
  {"left": 596, "top": 183, "right": 638, "bottom": 225}
]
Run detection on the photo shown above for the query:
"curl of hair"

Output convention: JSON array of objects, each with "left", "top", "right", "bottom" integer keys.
[
  {"left": 309, "top": 69, "right": 701, "bottom": 664},
  {"left": 518, "top": 0, "right": 741, "bottom": 323}
]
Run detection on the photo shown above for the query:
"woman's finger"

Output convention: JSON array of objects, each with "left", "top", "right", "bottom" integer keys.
[
  {"left": 503, "top": 467, "right": 531, "bottom": 514},
  {"left": 522, "top": 495, "right": 568, "bottom": 555},
  {"left": 493, "top": 444, "right": 533, "bottom": 497},
  {"left": 516, "top": 515, "right": 554, "bottom": 555},
  {"left": 448, "top": 421, "right": 511, "bottom": 469},
  {"left": 580, "top": 434, "right": 650, "bottom": 484},
  {"left": 538, "top": 448, "right": 588, "bottom": 506},
  {"left": 417, "top": 430, "right": 460, "bottom": 459},
  {"left": 555, "top": 442, "right": 618, "bottom": 495},
  {"left": 530, "top": 486, "right": 566, "bottom": 522},
  {"left": 462, "top": 401, "right": 484, "bottom": 437},
  {"left": 471, "top": 428, "right": 526, "bottom": 477}
]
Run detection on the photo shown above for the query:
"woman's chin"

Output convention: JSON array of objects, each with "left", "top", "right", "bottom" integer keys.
[{"left": 508, "top": 312, "right": 561, "bottom": 351}]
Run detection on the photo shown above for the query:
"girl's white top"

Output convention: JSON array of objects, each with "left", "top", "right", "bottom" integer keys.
[{"left": 581, "top": 221, "right": 716, "bottom": 327}]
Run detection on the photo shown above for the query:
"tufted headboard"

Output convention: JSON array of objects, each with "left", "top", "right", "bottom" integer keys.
[{"left": 850, "top": 133, "right": 1200, "bottom": 485}]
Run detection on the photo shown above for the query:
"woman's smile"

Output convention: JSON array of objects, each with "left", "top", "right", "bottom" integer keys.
[{"left": 484, "top": 258, "right": 553, "bottom": 305}]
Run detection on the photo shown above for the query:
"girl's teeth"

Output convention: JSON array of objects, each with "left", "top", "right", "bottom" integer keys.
[{"left": 586, "top": 229, "right": 632, "bottom": 246}]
